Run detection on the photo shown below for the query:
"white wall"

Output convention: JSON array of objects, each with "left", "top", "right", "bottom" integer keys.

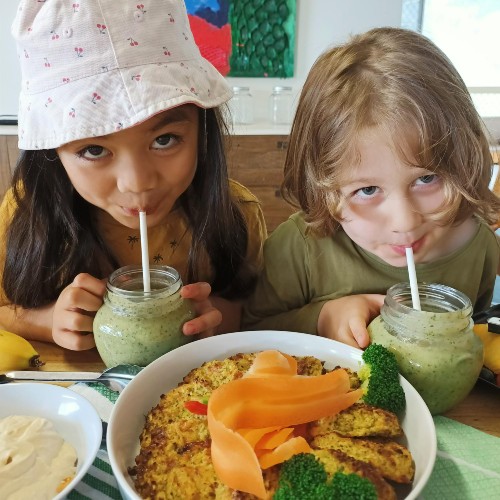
[
  {"left": 0, "top": 0, "right": 402, "bottom": 122},
  {"left": 0, "top": 1, "right": 22, "bottom": 119},
  {"left": 227, "top": 0, "right": 403, "bottom": 122}
]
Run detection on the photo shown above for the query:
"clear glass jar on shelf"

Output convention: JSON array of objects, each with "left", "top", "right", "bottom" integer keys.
[
  {"left": 269, "top": 85, "right": 293, "bottom": 125},
  {"left": 367, "top": 282, "right": 483, "bottom": 415},
  {"left": 230, "top": 86, "right": 254, "bottom": 125},
  {"left": 93, "top": 265, "right": 195, "bottom": 367}
]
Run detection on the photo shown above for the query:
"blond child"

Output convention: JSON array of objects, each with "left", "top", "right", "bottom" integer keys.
[{"left": 243, "top": 27, "right": 500, "bottom": 348}]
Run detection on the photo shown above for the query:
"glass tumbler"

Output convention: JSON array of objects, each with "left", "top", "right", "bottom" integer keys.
[
  {"left": 269, "top": 86, "right": 293, "bottom": 125},
  {"left": 230, "top": 86, "right": 254, "bottom": 125}
]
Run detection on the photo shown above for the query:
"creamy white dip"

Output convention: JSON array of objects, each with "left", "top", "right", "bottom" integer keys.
[{"left": 0, "top": 415, "right": 77, "bottom": 500}]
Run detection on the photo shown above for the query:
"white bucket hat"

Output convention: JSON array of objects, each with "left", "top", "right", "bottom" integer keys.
[{"left": 12, "top": 0, "right": 233, "bottom": 150}]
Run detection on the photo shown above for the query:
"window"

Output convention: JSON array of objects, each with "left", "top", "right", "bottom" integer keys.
[{"left": 402, "top": 0, "right": 500, "bottom": 121}]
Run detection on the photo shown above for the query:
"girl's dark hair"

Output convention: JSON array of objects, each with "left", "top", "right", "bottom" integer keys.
[{"left": 3, "top": 107, "right": 250, "bottom": 308}]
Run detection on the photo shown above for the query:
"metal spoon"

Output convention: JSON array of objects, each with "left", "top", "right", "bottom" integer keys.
[{"left": 0, "top": 364, "right": 143, "bottom": 392}]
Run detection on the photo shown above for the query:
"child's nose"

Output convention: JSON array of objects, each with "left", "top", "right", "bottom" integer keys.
[
  {"left": 116, "top": 155, "right": 156, "bottom": 194},
  {"left": 387, "top": 195, "right": 422, "bottom": 233}
]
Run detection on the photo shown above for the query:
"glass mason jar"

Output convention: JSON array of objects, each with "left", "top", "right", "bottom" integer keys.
[
  {"left": 93, "top": 265, "right": 195, "bottom": 367},
  {"left": 230, "top": 86, "right": 254, "bottom": 125},
  {"left": 367, "top": 282, "right": 483, "bottom": 415},
  {"left": 269, "top": 85, "right": 293, "bottom": 125}
]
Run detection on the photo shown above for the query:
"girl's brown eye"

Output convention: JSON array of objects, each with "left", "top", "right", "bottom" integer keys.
[
  {"left": 155, "top": 134, "right": 172, "bottom": 146},
  {"left": 86, "top": 146, "right": 104, "bottom": 156},
  {"left": 77, "top": 145, "right": 106, "bottom": 158},
  {"left": 153, "top": 134, "right": 179, "bottom": 149}
]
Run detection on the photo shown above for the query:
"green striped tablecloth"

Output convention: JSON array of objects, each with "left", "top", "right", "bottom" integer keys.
[
  {"left": 68, "top": 383, "right": 121, "bottom": 500},
  {"left": 70, "top": 384, "right": 500, "bottom": 500},
  {"left": 67, "top": 448, "right": 121, "bottom": 500}
]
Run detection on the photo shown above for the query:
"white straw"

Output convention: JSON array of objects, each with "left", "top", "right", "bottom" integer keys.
[
  {"left": 405, "top": 247, "right": 421, "bottom": 310},
  {"left": 139, "top": 211, "right": 151, "bottom": 293}
]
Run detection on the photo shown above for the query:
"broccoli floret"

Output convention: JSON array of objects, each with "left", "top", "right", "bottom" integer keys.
[
  {"left": 273, "top": 454, "right": 377, "bottom": 500},
  {"left": 359, "top": 343, "right": 406, "bottom": 414},
  {"left": 330, "top": 471, "right": 377, "bottom": 500},
  {"left": 273, "top": 453, "right": 328, "bottom": 500}
]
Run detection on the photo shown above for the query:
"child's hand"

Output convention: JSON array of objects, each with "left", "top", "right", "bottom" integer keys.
[
  {"left": 52, "top": 273, "right": 107, "bottom": 350},
  {"left": 180, "top": 282, "right": 222, "bottom": 338},
  {"left": 317, "top": 294, "right": 385, "bottom": 348}
]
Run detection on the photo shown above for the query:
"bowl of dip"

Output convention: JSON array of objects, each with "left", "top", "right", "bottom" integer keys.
[
  {"left": 108, "top": 330, "right": 437, "bottom": 500},
  {"left": 0, "top": 383, "right": 102, "bottom": 500}
]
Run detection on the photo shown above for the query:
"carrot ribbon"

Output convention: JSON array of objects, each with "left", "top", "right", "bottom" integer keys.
[{"left": 207, "top": 350, "right": 363, "bottom": 498}]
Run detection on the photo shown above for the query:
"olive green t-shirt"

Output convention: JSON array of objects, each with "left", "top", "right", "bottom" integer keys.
[{"left": 242, "top": 212, "right": 499, "bottom": 334}]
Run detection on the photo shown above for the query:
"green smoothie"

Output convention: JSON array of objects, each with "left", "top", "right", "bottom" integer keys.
[
  {"left": 368, "top": 314, "right": 483, "bottom": 414},
  {"left": 93, "top": 265, "right": 195, "bottom": 367},
  {"left": 368, "top": 282, "right": 484, "bottom": 415}
]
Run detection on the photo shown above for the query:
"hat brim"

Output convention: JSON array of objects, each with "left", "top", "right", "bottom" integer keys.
[{"left": 18, "top": 57, "right": 232, "bottom": 150}]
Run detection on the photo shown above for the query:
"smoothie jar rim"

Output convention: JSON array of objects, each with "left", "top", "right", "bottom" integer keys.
[
  {"left": 106, "top": 264, "right": 182, "bottom": 298},
  {"left": 384, "top": 281, "right": 472, "bottom": 317}
]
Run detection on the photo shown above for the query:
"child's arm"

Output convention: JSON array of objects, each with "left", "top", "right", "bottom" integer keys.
[
  {"left": 317, "top": 294, "right": 385, "bottom": 348},
  {"left": 0, "top": 302, "right": 55, "bottom": 343},
  {"left": 242, "top": 217, "right": 384, "bottom": 348},
  {"left": 0, "top": 273, "right": 105, "bottom": 350}
]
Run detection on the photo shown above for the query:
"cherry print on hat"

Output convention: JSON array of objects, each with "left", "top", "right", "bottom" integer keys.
[{"left": 12, "top": 0, "right": 232, "bottom": 150}]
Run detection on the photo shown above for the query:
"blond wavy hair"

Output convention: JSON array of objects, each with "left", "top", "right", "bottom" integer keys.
[{"left": 282, "top": 27, "right": 500, "bottom": 236}]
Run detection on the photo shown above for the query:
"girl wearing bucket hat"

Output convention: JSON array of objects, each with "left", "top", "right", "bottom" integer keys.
[{"left": 0, "top": 0, "right": 267, "bottom": 350}]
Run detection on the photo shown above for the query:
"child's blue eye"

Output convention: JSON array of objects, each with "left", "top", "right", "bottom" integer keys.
[
  {"left": 416, "top": 174, "right": 438, "bottom": 185},
  {"left": 356, "top": 186, "right": 378, "bottom": 197}
]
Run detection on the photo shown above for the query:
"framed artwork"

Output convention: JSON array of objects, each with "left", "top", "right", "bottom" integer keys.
[{"left": 185, "top": 0, "right": 295, "bottom": 78}]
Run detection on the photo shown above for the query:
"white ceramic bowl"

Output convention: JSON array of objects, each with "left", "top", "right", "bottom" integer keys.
[
  {"left": 108, "top": 331, "right": 437, "bottom": 500},
  {"left": 0, "top": 383, "right": 102, "bottom": 500}
]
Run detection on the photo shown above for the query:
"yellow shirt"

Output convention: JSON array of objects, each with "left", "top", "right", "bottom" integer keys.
[{"left": 0, "top": 180, "right": 267, "bottom": 304}]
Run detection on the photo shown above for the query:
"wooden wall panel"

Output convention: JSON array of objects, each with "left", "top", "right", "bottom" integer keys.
[
  {"left": 0, "top": 136, "right": 16, "bottom": 200},
  {"left": 225, "top": 135, "right": 295, "bottom": 232}
]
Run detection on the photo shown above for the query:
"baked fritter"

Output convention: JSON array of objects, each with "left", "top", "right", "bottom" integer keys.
[
  {"left": 313, "top": 448, "right": 397, "bottom": 500},
  {"left": 332, "top": 366, "right": 362, "bottom": 389},
  {"left": 182, "top": 358, "right": 245, "bottom": 388},
  {"left": 183, "top": 354, "right": 325, "bottom": 388},
  {"left": 311, "top": 432, "right": 415, "bottom": 483},
  {"left": 142, "top": 381, "right": 211, "bottom": 433},
  {"left": 309, "top": 402, "right": 403, "bottom": 438},
  {"left": 132, "top": 353, "right": 412, "bottom": 499}
]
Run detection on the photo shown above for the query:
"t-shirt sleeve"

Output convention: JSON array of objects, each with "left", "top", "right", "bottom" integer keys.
[
  {"left": 474, "top": 225, "right": 500, "bottom": 311},
  {"left": 242, "top": 216, "right": 327, "bottom": 334},
  {"left": 229, "top": 179, "right": 268, "bottom": 276}
]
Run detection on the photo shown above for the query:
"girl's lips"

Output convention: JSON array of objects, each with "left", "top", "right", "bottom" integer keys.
[
  {"left": 390, "top": 237, "right": 425, "bottom": 256},
  {"left": 120, "top": 205, "right": 156, "bottom": 217}
]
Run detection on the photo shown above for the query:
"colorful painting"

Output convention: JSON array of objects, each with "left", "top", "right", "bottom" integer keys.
[{"left": 185, "top": 0, "right": 295, "bottom": 78}]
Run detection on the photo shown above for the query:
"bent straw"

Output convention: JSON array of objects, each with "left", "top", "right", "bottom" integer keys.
[
  {"left": 405, "top": 247, "right": 421, "bottom": 310},
  {"left": 139, "top": 211, "right": 151, "bottom": 293}
]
